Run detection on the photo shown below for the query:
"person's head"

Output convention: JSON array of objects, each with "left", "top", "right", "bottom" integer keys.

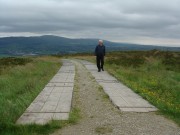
[{"left": 98, "top": 40, "right": 103, "bottom": 46}]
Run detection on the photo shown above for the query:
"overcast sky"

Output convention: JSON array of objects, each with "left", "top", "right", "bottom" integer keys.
[{"left": 0, "top": 0, "right": 180, "bottom": 47}]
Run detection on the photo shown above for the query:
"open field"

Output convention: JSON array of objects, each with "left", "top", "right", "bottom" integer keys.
[{"left": 70, "top": 50, "right": 180, "bottom": 125}]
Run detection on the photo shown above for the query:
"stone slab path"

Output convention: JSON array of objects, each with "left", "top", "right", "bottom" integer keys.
[
  {"left": 52, "top": 59, "right": 179, "bottom": 135},
  {"left": 80, "top": 60, "right": 157, "bottom": 112},
  {"left": 16, "top": 59, "right": 75, "bottom": 125}
]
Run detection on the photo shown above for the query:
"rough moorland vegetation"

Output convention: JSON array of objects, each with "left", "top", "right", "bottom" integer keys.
[{"left": 105, "top": 50, "right": 180, "bottom": 125}]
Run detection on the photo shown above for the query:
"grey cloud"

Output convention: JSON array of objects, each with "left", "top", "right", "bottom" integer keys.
[{"left": 0, "top": 0, "right": 180, "bottom": 46}]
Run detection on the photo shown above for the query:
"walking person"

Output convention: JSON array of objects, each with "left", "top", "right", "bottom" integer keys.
[{"left": 95, "top": 40, "right": 106, "bottom": 72}]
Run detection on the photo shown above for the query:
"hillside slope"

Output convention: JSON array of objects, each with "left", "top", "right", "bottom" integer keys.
[{"left": 0, "top": 35, "right": 179, "bottom": 56}]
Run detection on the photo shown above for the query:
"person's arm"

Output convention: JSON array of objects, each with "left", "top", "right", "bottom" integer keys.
[{"left": 95, "top": 46, "right": 97, "bottom": 56}]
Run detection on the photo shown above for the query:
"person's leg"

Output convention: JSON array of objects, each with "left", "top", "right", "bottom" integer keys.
[
  {"left": 101, "top": 56, "right": 104, "bottom": 71},
  {"left": 96, "top": 56, "right": 101, "bottom": 72}
]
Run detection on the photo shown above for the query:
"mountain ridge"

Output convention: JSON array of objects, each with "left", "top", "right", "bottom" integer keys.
[{"left": 0, "top": 35, "right": 179, "bottom": 56}]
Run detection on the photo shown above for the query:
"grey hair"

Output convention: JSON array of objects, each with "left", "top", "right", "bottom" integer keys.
[{"left": 99, "top": 40, "right": 103, "bottom": 43}]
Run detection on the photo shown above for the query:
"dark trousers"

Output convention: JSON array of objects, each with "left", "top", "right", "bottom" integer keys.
[{"left": 96, "top": 55, "right": 104, "bottom": 70}]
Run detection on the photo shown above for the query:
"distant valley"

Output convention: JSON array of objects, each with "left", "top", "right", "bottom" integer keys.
[{"left": 0, "top": 35, "right": 179, "bottom": 56}]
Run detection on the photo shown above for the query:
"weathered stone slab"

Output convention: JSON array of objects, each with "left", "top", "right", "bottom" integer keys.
[
  {"left": 46, "top": 82, "right": 74, "bottom": 87},
  {"left": 80, "top": 60, "right": 157, "bottom": 112},
  {"left": 16, "top": 112, "right": 69, "bottom": 125},
  {"left": 16, "top": 59, "right": 75, "bottom": 125}
]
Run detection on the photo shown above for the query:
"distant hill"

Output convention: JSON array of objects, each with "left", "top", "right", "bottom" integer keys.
[{"left": 0, "top": 35, "right": 179, "bottom": 56}]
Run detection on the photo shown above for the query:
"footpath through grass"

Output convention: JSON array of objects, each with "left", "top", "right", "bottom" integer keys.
[
  {"left": 72, "top": 50, "right": 180, "bottom": 125},
  {"left": 106, "top": 51, "right": 180, "bottom": 125},
  {"left": 0, "top": 56, "right": 80, "bottom": 135}
]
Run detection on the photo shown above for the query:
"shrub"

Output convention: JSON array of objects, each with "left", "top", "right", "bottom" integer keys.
[{"left": 0, "top": 57, "right": 32, "bottom": 66}]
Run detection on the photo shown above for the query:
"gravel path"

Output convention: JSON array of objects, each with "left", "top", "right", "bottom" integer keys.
[{"left": 52, "top": 60, "right": 179, "bottom": 135}]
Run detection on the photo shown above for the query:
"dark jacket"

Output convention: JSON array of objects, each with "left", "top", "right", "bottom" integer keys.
[{"left": 95, "top": 45, "right": 106, "bottom": 56}]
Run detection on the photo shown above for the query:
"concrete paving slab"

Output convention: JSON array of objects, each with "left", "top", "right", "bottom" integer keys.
[
  {"left": 53, "top": 113, "right": 69, "bottom": 120},
  {"left": 46, "top": 82, "right": 74, "bottom": 87},
  {"left": 80, "top": 60, "right": 157, "bottom": 113},
  {"left": 17, "top": 112, "right": 69, "bottom": 125},
  {"left": 16, "top": 59, "right": 75, "bottom": 125},
  {"left": 110, "top": 96, "right": 129, "bottom": 107}
]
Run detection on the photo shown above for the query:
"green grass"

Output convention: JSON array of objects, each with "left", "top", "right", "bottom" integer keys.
[
  {"left": 0, "top": 107, "right": 80, "bottom": 135},
  {"left": 106, "top": 51, "right": 180, "bottom": 125},
  {"left": 1, "top": 51, "right": 179, "bottom": 134},
  {"left": 73, "top": 50, "right": 180, "bottom": 125},
  {"left": 68, "top": 108, "right": 81, "bottom": 124},
  {"left": 0, "top": 56, "right": 81, "bottom": 135},
  {"left": 0, "top": 57, "right": 61, "bottom": 126},
  {"left": 0, "top": 56, "right": 80, "bottom": 135}
]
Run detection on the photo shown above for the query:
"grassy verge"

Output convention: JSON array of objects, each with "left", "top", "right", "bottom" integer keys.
[
  {"left": 0, "top": 56, "right": 81, "bottom": 135},
  {"left": 73, "top": 51, "right": 180, "bottom": 125},
  {"left": 0, "top": 56, "right": 80, "bottom": 135},
  {"left": 1, "top": 107, "right": 80, "bottom": 135},
  {"left": 0, "top": 56, "right": 61, "bottom": 124}
]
